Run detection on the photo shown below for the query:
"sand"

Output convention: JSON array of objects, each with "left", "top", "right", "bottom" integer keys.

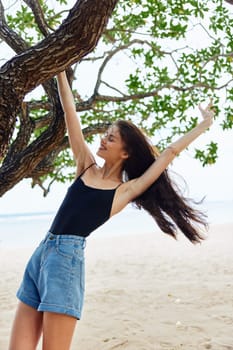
[{"left": 0, "top": 223, "right": 233, "bottom": 350}]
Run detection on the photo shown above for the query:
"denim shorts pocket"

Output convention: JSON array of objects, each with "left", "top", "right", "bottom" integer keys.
[{"left": 56, "top": 240, "right": 75, "bottom": 259}]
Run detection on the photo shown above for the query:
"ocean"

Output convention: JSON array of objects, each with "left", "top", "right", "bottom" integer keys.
[{"left": 0, "top": 200, "right": 232, "bottom": 248}]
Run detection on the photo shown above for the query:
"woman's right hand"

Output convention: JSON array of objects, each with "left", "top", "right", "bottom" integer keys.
[{"left": 198, "top": 99, "right": 215, "bottom": 128}]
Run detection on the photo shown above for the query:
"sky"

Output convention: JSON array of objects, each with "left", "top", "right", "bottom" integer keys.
[{"left": 0, "top": 0, "right": 232, "bottom": 215}]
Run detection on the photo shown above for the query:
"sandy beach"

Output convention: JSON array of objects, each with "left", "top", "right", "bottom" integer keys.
[{"left": 0, "top": 222, "right": 233, "bottom": 350}]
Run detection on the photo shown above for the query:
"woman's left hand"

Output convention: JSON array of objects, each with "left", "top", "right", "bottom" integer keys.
[{"left": 198, "top": 99, "right": 215, "bottom": 127}]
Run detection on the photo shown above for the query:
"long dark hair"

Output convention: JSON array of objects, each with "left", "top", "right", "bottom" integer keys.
[{"left": 115, "top": 120, "right": 208, "bottom": 244}]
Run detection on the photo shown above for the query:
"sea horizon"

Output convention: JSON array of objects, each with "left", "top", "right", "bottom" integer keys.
[{"left": 0, "top": 199, "right": 232, "bottom": 248}]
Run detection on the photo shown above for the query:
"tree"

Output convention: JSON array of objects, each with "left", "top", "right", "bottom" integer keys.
[{"left": 0, "top": 0, "right": 232, "bottom": 196}]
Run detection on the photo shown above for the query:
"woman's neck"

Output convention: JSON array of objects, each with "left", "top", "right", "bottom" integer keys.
[{"left": 100, "top": 161, "right": 123, "bottom": 181}]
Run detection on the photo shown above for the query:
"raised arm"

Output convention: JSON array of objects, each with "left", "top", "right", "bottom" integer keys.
[
  {"left": 128, "top": 100, "right": 215, "bottom": 199},
  {"left": 57, "top": 71, "right": 95, "bottom": 172}
]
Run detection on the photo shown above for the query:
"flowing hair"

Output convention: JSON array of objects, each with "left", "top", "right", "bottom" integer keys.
[{"left": 115, "top": 120, "right": 208, "bottom": 244}]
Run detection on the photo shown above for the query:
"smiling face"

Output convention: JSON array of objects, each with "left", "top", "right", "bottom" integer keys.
[{"left": 97, "top": 125, "right": 128, "bottom": 163}]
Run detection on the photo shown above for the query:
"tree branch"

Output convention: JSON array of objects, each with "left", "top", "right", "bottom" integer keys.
[
  {"left": 101, "top": 80, "right": 126, "bottom": 96},
  {"left": 3, "top": 102, "right": 35, "bottom": 163},
  {"left": 0, "top": 0, "right": 29, "bottom": 52},
  {"left": 23, "top": 0, "right": 50, "bottom": 36},
  {"left": 93, "top": 39, "right": 153, "bottom": 94}
]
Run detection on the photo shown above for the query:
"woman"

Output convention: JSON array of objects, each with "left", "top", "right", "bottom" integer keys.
[{"left": 9, "top": 71, "right": 214, "bottom": 350}]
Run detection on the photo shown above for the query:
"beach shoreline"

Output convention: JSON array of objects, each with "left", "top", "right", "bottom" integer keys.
[{"left": 1, "top": 222, "right": 233, "bottom": 349}]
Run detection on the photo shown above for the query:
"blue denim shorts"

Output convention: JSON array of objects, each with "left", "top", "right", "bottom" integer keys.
[{"left": 17, "top": 232, "right": 86, "bottom": 319}]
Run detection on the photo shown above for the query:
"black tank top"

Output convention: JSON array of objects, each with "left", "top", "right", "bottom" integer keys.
[{"left": 49, "top": 164, "right": 120, "bottom": 237}]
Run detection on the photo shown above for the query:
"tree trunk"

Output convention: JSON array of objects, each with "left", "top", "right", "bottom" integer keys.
[
  {"left": 0, "top": 0, "right": 118, "bottom": 195},
  {"left": 0, "top": 0, "right": 118, "bottom": 157}
]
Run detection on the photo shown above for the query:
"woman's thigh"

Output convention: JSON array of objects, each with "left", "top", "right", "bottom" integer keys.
[
  {"left": 8, "top": 301, "right": 43, "bottom": 350},
  {"left": 42, "top": 312, "right": 77, "bottom": 350}
]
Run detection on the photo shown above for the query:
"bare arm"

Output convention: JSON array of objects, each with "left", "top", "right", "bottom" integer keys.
[
  {"left": 127, "top": 100, "right": 215, "bottom": 200},
  {"left": 57, "top": 71, "right": 94, "bottom": 171}
]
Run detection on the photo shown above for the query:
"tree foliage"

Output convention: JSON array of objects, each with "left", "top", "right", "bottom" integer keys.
[{"left": 0, "top": 0, "right": 232, "bottom": 196}]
